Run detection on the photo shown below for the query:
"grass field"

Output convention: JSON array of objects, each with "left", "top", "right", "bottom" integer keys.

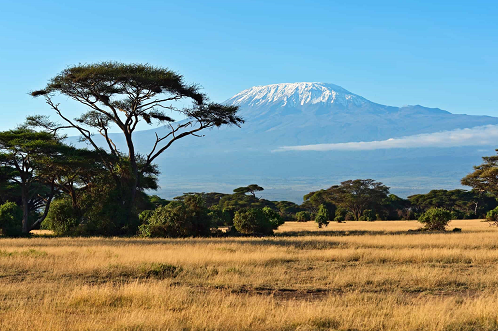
[{"left": 2, "top": 220, "right": 498, "bottom": 330}]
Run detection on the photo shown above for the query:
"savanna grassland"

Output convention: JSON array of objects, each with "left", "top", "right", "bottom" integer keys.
[{"left": 2, "top": 220, "right": 498, "bottom": 331}]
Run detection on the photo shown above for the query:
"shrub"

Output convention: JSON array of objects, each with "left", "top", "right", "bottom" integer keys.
[
  {"left": 262, "top": 207, "right": 284, "bottom": 228},
  {"left": 296, "top": 211, "right": 312, "bottom": 222},
  {"left": 418, "top": 207, "right": 452, "bottom": 231},
  {"left": 334, "top": 207, "right": 347, "bottom": 222},
  {"left": 359, "top": 209, "right": 376, "bottom": 222},
  {"left": 486, "top": 207, "right": 498, "bottom": 225},
  {"left": 208, "top": 207, "right": 233, "bottom": 226},
  {"left": 139, "top": 195, "right": 211, "bottom": 237},
  {"left": 0, "top": 202, "right": 23, "bottom": 236},
  {"left": 315, "top": 204, "right": 330, "bottom": 228},
  {"left": 42, "top": 198, "right": 79, "bottom": 235},
  {"left": 233, "top": 208, "right": 280, "bottom": 235}
]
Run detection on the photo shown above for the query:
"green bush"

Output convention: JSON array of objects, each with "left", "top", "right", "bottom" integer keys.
[
  {"left": 418, "top": 207, "right": 452, "bottom": 231},
  {"left": 315, "top": 204, "right": 330, "bottom": 228},
  {"left": 359, "top": 209, "right": 376, "bottom": 221},
  {"left": 42, "top": 198, "right": 79, "bottom": 235},
  {"left": 233, "top": 208, "right": 280, "bottom": 235},
  {"left": 486, "top": 207, "right": 498, "bottom": 224},
  {"left": 0, "top": 202, "right": 23, "bottom": 236},
  {"left": 208, "top": 207, "right": 233, "bottom": 226},
  {"left": 139, "top": 195, "right": 211, "bottom": 237},
  {"left": 296, "top": 211, "right": 312, "bottom": 222},
  {"left": 334, "top": 207, "right": 347, "bottom": 222},
  {"left": 262, "top": 207, "right": 284, "bottom": 228}
]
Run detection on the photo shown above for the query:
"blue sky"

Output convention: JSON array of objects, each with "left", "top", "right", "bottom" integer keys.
[{"left": 0, "top": 0, "right": 497, "bottom": 132}]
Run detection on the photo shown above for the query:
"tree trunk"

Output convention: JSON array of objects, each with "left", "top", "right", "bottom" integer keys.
[
  {"left": 21, "top": 186, "right": 29, "bottom": 234},
  {"left": 30, "top": 179, "right": 56, "bottom": 231},
  {"left": 125, "top": 132, "right": 139, "bottom": 221}
]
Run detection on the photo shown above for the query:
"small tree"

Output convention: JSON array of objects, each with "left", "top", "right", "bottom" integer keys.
[
  {"left": 42, "top": 198, "right": 79, "bottom": 235},
  {"left": 315, "top": 204, "right": 330, "bottom": 228},
  {"left": 0, "top": 202, "right": 23, "bottom": 236},
  {"left": 418, "top": 208, "right": 451, "bottom": 231}
]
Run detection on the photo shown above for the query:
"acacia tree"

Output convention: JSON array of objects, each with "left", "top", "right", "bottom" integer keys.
[
  {"left": 31, "top": 62, "right": 243, "bottom": 215},
  {"left": 462, "top": 150, "right": 498, "bottom": 196},
  {"left": 38, "top": 147, "right": 108, "bottom": 214},
  {"left": 233, "top": 184, "right": 264, "bottom": 198},
  {"left": 461, "top": 150, "right": 498, "bottom": 216},
  {"left": 326, "top": 179, "right": 389, "bottom": 221},
  {"left": 302, "top": 189, "right": 337, "bottom": 217}
]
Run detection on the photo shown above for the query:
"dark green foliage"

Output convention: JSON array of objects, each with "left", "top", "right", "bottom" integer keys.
[
  {"left": 315, "top": 204, "right": 330, "bottom": 228},
  {"left": 262, "top": 206, "right": 284, "bottom": 228},
  {"left": 418, "top": 207, "right": 452, "bottom": 231},
  {"left": 218, "top": 191, "right": 274, "bottom": 217},
  {"left": 42, "top": 198, "right": 79, "bottom": 235},
  {"left": 486, "top": 207, "right": 498, "bottom": 225},
  {"left": 304, "top": 179, "right": 388, "bottom": 222},
  {"left": 334, "top": 207, "right": 348, "bottom": 222},
  {"left": 302, "top": 190, "right": 336, "bottom": 216},
  {"left": 0, "top": 202, "right": 23, "bottom": 236},
  {"left": 174, "top": 192, "right": 227, "bottom": 208},
  {"left": 274, "top": 200, "right": 302, "bottom": 221},
  {"left": 148, "top": 195, "right": 170, "bottom": 208},
  {"left": 139, "top": 195, "right": 211, "bottom": 238},
  {"left": 382, "top": 194, "right": 412, "bottom": 220},
  {"left": 233, "top": 208, "right": 280, "bottom": 235},
  {"left": 462, "top": 149, "right": 498, "bottom": 196},
  {"left": 408, "top": 189, "right": 495, "bottom": 219},
  {"left": 208, "top": 207, "right": 233, "bottom": 226},
  {"left": 0, "top": 128, "right": 69, "bottom": 233},
  {"left": 359, "top": 209, "right": 376, "bottom": 221},
  {"left": 296, "top": 211, "right": 312, "bottom": 222},
  {"left": 328, "top": 179, "right": 389, "bottom": 221}
]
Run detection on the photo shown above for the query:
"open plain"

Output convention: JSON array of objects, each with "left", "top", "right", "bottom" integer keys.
[{"left": 1, "top": 220, "right": 498, "bottom": 331}]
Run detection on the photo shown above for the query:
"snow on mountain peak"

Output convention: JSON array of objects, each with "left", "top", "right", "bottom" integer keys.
[{"left": 226, "top": 82, "right": 369, "bottom": 108}]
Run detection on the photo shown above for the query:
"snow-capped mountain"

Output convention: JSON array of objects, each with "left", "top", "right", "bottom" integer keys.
[
  {"left": 215, "top": 82, "right": 495, "bottom": 147},
  {"left": 228, "top": 82, "right": 370, "bottom": 109}
]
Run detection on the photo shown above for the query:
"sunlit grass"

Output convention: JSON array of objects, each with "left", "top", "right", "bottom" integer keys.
[{"left": 1, "top": 219, "right": 498, "bottom": 330}]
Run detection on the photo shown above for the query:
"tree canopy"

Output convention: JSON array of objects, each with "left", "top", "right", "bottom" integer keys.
[{"left": 0, "top": 128, "right": 69, "bottom": 233}]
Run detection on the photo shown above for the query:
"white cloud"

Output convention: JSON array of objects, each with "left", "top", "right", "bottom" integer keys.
[{"left": 273, "top": 125, "right": 498, "bottom": 152}]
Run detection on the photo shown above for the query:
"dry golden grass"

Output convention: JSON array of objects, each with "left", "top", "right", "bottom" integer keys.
[{"left": 1, "top": 220, "right": 498, "bottom": 330}]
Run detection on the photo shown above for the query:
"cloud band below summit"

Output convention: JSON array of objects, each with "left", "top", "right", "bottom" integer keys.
[{"left": 274, "top": 125, "right": 498, "bottom": 152}]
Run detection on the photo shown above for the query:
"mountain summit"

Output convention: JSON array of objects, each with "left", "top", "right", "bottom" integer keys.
[{"left": 227, "top": 82, "right": 369, "bottom": 109}]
